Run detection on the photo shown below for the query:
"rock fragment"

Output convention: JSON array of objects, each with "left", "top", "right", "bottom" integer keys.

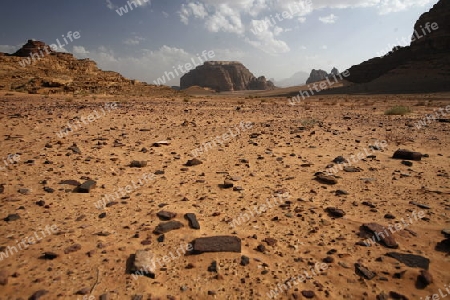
[
  {"left": 184, "top": 213, "right": 200, "bottom": 229},
  {"left": 386, "top": 252, "right": 430, "bottom": 269},
  {"left": 355, "top": 263, "right": 376, "bottom": 280},
  {"left": 77, "top": 180, "right": 96, "bottom": 193},
  {"left": 325, "top": 207, "right": 345, "bottom": 218},
  {"left": 157, "top": 211, "right": 177, "bottom": 221},
  {"left": 315, "top": 174, "right": 338, "bottom": 185},
  {"left": 153, "top": 221, "right": 184, "bottom": 234},
  {"left": 185, "top": 158, "right": 203, "bottom": 166},
  {"left": 393, "top": 149, "right": 422, "bottom": 161},
  {"left": 192, "top": 236, "right": 241, "bottom": 253},
  {"left": 131, "top": 250, "right": 156, "bottom": 278},
  {"left": 362, "top": 223, "right": 399, "bottom": 248}
]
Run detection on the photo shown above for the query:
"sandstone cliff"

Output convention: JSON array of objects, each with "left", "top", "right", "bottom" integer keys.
[
  {"left": 180, "top": 61, "right": 274, "bottom": 92},
  {"left": 343, "top": 0, "right": 450, "bottom": 92},
  {"left": 0, "top": 40, "right": 177, "bottom": 96}
]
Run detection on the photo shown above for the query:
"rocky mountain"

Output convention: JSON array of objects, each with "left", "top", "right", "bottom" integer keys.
[
  {"left": 306, "top": 68, "right": 340, "bottom": 84},
  {"left": 180, "top": 61, "right": 275, "bottom": 92},
  {"left": 343, "top": 0, "right": 450, "bottom": 93},
  {"left": 0, "top": 40, "right": 176, "bottom": 96}
]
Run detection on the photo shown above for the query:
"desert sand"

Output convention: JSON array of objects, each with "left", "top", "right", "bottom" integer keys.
[{"left": 0, "top": 91, "right": 449, "bottom": 300}]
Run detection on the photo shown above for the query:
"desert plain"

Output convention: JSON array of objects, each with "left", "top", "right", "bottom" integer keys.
[{"left": 0, "top": 90, "right": 449, "bottom": 300}]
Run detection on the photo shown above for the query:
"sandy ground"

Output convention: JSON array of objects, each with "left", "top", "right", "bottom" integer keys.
[{"left": 0, "top": 91, "right": 449, "bottom": 300}]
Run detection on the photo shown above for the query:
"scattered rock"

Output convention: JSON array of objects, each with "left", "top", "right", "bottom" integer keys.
[
  {"left": 185, "top": 158, "right": 203, "bottom": 166},
  {"left": 362, "top": 223, "right": 399, "bottom": 248},
  {"left": 301, "top": 290, "right": 316, "bottom": 298},
  {"left": 325, "top": 207, "right": 345, "bottom": 218},
  {"left": 184, "top": 213, "right": 200, "bottom": 229},
  {"left": 355, "top": 263, "right": 376, "bottom": 280},
  {"left": 76, "top": 180, "right": 97, "bottom": 193},
  {"left": 416, "top": 270, "right": 433, "bottom": 288},
  {"left": 130, "top": 160, "right": 147, "bottom": 168},
  {"left": 393, "top": 149, "right": 422, "bottom": 161},
  {"left": 333, "top": 156, "right": 348, "bottom": 164},
  {"left": 4, "top": 213, "right": 20, "bottom": 222},
  {"left": 29, "top": 290, "right": 49, "bottom": 300},
  {"left": 152, "top": 141, "right": 170, "bottom": 147},
  {"left": 315, "top": 174, "right": 338, "bottom": 185},
  {"left": 157, "top": 211, "right": 177, "bottom": 221},
  {"left": 192, "top": 236, "right": 241, "bottom": 253},
  {"left": 389, "top": 291, "right": 409, "bottom": 300},
  {"left": 409, "top": 201, "right": 430, "bottom": 209},
  {"left": 75, "top": 287, "right": 90, "bottom": 295},
  {"left": 401, "top": 160, "right": 413, "bottom": 167},
  {"left": 442, "top": 228, "right": 450, "bottom": 238},
  {"left": 40, "top": 252, "right": 58, "bottom": 260},
  {"left": 59, "top": 180, "right": 81, "bottom": 186},
  {"left": 131, "top": 250, "right": 156, "bottom": 278},
  {"left": 344, "top": 166, "right": 362, "bottom": 172},
  {"left": 153, "top": 221, "right": 184, "bottom": 234},
  {"left": 386, "top": 252, "right": 430, "bottom": 269},
  {"left": 64, "top": 244, "right": 82, "bottom": 254},
  {"left": 240, "top": 255, "right": 250, "bottom": 266},
  {"left": 18, "top": 188, "right": 31, "bottom": 195}
]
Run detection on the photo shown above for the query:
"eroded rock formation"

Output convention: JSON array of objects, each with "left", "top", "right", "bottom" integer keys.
[{"left": 180, "top": 61, "right": 274, "bottom": 92}]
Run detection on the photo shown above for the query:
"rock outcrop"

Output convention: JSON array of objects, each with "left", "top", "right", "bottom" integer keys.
[
  {"left": 180, "top": 61, "right": 274, "bottom": 92},
  {"left": 0, "top": 40, "right": 177, "bottom": 96},
  {"left": 343, "top": 0, "right": 450, "bottom": 92},
  {"left": 306, "top": 68, "right": 340, "bottom": 84}
]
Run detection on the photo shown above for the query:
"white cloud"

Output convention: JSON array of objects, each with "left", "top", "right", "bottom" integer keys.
[
  {"left": 179, "top": 2, "right": 208, "bottom": 25},
  {"left": 162, "top": 11, "right": 169, "bottom": 18},
  {"left": 123, "top": 35, "right": 145, "bottom": 45},
  {"left": 319, "top": 14, "right": 338, "bottom": 24},
  {"left": 105, "top": 0, "right": 117, "bottom": 10},
  {"left": 73, "top": 46, "right": 90, "bottom": 58},
  {"left": 321, "top": 45, "right": 328, "bottom": 49},
  {"left": 0, "top": 45, "right": 19, "bottom": 54},
  {"left": 246, "top": 21, "right": 290, "bottom": 55}
]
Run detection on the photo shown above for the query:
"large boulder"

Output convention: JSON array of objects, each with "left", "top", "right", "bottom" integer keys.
[{"left": 180, "top": 61, "right": 274, "bottom": 92}]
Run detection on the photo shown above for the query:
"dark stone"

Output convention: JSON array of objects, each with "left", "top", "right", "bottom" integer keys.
[
  {"left": 435, "top": 238, "right": 450, "bottom": 253},
  {"left": 301, "top": 290, "right": 316, "bottom": 298},
  {"left": 131, "top": 296, "right": 143, "bottom": 300},
  {"left": 315, "top": 174, "right": 338, "bottom": 185},
  {"left": 184, "top": 213, "right": 200, "bottom": 229},
  {"left": 4, "top": 213, "right": 20, "bottom": 222},
  {"left": 333, "top": 156, "right": 348, "bottom": 164},
  {"left": 40, "top": 252, "right": 58, "bottom": 260},
  {"left": 362, "top": 223, "right": 399, "bottom": 248},
  {"left": 240, "top": 255, "right": 250, "bottom": 266},
  {"left": 68, "top": 144, "right": 81, "bottom": 154},
  {"left": 389, "top": 291, "right": 409, "bottom": 300},
  {"left": 185, "top": 158, "right": 203, "bottom": 166},
  {"left": 153, "top": 221, "right": 184, "bottom": 234},
  {"left": 130, "top": 161, "right": 147, "bottom": 168},
  {"left": 264, "top": 238, "right": 277, "bottom": 246},
  {"left": 393, "top": 149, "right": 422, "bottom": 161},
  {"left": 75, "top": 287, "right": 90, "bottom": 295},
  {"left": 0, "top": 184, "right": 4, "bottom": 194},
  {"left": 99, "top": 212, "right": 107, "bottom": 219},
  {"left": 325, "top": 207, "right": 345, "bottom": 218},
  {"left": 386, "top": 252, "right": 430, "bottom": 269},
  {"left": 208, "top": 261, "right": 218, "bottom": 272},
  {"left": 28, "top": 290, "right": 49, "bottom": 300},
  {"left": 416, "top": 270, "right": 433, "bottom": 289},
  {"left": 77, "top": 180, "right": 96, "bottom": 193},
  {"left": 409, "top": 201, "right": 430, "bottom": 209},
  {"left": 100, "top": 294, "right": 110, "bottom": 300},
  {"left": 156, "top": 211, "right": 177, "bottom": 220},
  {"left": 355, "top": 263, "right": 376, "bottom": 280},
  {"left": 344, "top": 166, "right": 362, "bottom": 172},
  {"left": 401, "top": 160, "right": 413, "bottom": 167},
  {"left": 192, "top": 236, "right": 241, "bottom": 253}
]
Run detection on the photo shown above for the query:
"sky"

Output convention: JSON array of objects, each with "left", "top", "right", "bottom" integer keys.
[{"left": 0, "top": 0, "right": 440, "bottom": 86}]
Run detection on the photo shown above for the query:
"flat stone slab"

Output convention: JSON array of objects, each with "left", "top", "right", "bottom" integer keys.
[
  {"left": 77, "top": 180, "right": 96, "bottom": 193},
  {"left": 386, "top": 252, "right": 430, "bottom": 269},
  {"left": 130, "top": 161, "right": 147, "bottom": 168},
  {"left": 153, "top": 221, "right": 184, "bottom": 234},
  {"left": 362, "top": 223, "right": 399, "bottom": 248},
  {"left": 325, "top": 207, "right": 345, "bottom": 218},
  {"left": 192, "top": 236, "right": 241, "bottom": 253},
  {"left": 131, "top": 250, "right": 155, "bottom": 278},
  {"left": 184, "top": 213, "right": 200, "bottom": 229}
]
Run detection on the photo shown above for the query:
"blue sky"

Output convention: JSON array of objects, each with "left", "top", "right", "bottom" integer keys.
[{"left": 0, "top": 0, "right": 439, "bottom": 86}]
